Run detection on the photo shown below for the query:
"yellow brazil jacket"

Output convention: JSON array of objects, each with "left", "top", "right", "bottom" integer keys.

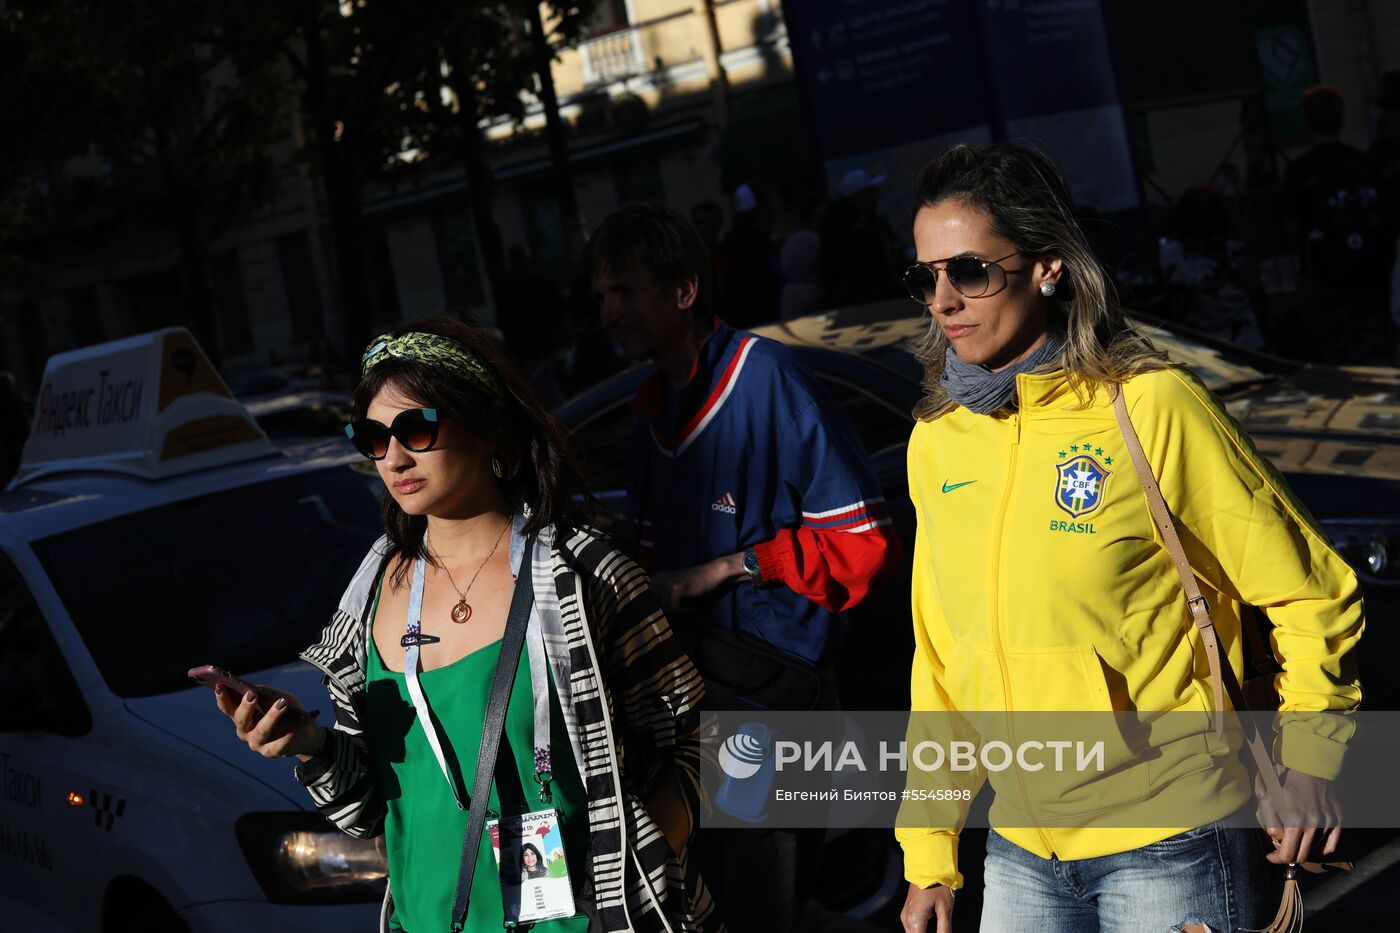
[{"left": 896, "top": 365, "right": 1364, "bottom": 890}]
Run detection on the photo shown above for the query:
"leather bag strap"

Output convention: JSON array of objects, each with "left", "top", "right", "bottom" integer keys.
[
  {"left": 450, "top": 533, "right": 538, "bottom": 933},
  {"left": 1110, "top": 388, "right": 1285, "bottom": 807}
]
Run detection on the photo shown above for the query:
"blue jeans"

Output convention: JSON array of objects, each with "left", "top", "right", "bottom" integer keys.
[{"left": 980, "top": 821, "right": 1269, "bottom": 932}]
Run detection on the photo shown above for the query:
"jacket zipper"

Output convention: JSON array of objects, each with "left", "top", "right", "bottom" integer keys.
[{"left": 990, "top": 400, "right": 1057, "bottom": 857}]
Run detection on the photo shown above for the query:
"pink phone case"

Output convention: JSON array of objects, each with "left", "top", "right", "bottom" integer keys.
[
  {"left": 189, "top": 664, "right": 287, "bottom": 716},
  {"left": 188, "top": 664, "right": 311, "bottom": 723}
]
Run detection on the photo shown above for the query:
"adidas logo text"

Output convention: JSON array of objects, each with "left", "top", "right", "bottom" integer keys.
[{"left": 711, "top": 491, "right": 737, "bottom": 515}]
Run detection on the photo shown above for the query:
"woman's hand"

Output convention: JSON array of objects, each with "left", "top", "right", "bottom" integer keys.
[
  {"left": 214, "top": 684, "right": 325, "bottom": 761},
  {"left": 1257, "top": 768, "right": 1343, "bottom": 865},
  {"left": 900, "top": 882, "right": 954, "bottom": 933}
]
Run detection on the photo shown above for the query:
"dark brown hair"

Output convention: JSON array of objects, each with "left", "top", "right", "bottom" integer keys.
[{"left": 352, "top": 317, "right": 593, "bottom": 583}]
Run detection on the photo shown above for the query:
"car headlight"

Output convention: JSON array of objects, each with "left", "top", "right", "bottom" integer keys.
[
  {"left": 235, "top": 812, "right": 387, "bottom": 904},
  {"left": 1321, "top": 520, "right": 1400, "bottom": 587}
]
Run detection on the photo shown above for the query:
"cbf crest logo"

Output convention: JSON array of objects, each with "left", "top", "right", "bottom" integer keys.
[{"left": 1055, "top": 451, "right": 1113, "bottom": 518}]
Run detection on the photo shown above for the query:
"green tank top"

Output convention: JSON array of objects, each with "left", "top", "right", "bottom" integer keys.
[{"left": 364, "top": 578, "right": 591, "bottom": 933}]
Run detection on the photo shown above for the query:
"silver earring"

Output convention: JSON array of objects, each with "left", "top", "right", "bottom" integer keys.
[
  {"left": 1040, "top": 282, "right": 1057, "bottom": 297},
  {"left": 491, "top": 453, "right": 505, "bottom": 478}
]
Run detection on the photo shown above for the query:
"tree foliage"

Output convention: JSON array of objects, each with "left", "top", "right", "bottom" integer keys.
[
  {"left": 1, "top": 0, "right": 292, "bottom": 353},
  {"left": 1, "top": 0, "right": 601, "bottom": 358}
]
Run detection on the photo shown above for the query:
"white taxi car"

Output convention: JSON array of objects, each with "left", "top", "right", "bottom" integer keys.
[{"left": 0, "top": 329, "right": 385, "bottom": 931}]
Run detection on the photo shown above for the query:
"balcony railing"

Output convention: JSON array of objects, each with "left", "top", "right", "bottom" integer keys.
[
  {"left": 559, "top": 2, "right": 786, "bottom": 98},
  {"left": 579, "top": 28, "right": 648, "bottom": 86}
]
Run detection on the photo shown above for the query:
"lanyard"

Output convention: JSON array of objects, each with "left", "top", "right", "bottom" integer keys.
[{"left": 403, "top": 517, "right": 553, "bottom": 810}]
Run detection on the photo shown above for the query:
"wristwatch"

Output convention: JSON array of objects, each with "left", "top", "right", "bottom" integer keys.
[{"left": 742, "top": 547, "right": 764, "bottom": 586}]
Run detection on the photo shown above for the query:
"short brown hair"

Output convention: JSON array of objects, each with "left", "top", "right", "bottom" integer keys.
[{"left": 584, "top": 203, "right": 714, "bottom": 319}]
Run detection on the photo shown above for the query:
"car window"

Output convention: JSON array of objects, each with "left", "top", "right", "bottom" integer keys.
[
  {"left": 814, "top": 373, "right": 914, "bottom": 460},
  {"left": 0, "top": 554, "right": 89, "bottom": 735},
  {"left": 31, "top": 466, "right": 382, "bottom": 698},
  {"left": 255, "top": 407, "right": 349, "bottom": 441},
  {"left": 867, "top": 344, "right": 925, "bottom": 386}
]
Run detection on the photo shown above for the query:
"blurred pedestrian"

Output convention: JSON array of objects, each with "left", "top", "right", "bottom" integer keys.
[
  {"left": 1156, "top": 186, "right": 1265, "bottom": 349},
  {"left": 587, "top": 203, "right": 898, "bottom": 933},
  {"left": 721, "top": 183, "right": 779, "bottom": 327},
  {"left": 1280, "top": 85, "right": 1395, "bottom": 362},
  {"left": 691, "top": 199, "right": 728, "bottom": 316},
  {"left": 691, "top": 200, "right": 726, "bottom": 275},
  {"left": 820, "top": 168, "right": 903, "bottom": 307},
  {"left": 778, "top": 230, "right": 826, "bottom": 320},
  {"left": 1373, "top": 70, "right": 1400, "bottom": 335}
]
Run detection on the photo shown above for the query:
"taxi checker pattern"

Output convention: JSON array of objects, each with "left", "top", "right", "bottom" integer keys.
[{"left": 89, "top": 790, "right": 126, "bottom": 832}]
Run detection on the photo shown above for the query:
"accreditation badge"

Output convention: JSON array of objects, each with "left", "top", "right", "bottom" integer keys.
[{"left": 488, "top": 809, "right": 577, "bottom": 923}]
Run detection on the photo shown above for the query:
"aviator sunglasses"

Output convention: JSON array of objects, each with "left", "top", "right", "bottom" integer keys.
[
  {"left": 902, "top": 251, "right": 1027, "bottom": 305},
  {"left": 345, "top": 408, "right": 440, "bottom": 460}
]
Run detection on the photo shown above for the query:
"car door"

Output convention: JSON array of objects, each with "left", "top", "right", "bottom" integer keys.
[{"left": 0, "top": 551, "right": 92, "bottom": 932}]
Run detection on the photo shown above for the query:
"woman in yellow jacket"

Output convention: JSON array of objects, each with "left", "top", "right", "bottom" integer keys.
[{"left": 896, "top": 143, "right": 1363, "bottom": 933}]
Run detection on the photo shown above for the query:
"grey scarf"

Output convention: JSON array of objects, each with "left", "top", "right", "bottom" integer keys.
[{"left": 940, "top": 334, "right": 1063, "bottom": 415}]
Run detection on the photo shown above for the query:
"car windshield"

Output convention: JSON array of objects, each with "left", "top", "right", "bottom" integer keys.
[{"left": 32, "top": 465, "right": 383, "bottom": 698}]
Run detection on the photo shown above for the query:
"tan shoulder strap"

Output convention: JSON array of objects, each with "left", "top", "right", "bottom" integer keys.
[
  {"left": 1110, "top": 386, "right": 1285, "bottom": 807},
  {"left": 1111, "top": 387, "right": 1226, "bottom": 723}
]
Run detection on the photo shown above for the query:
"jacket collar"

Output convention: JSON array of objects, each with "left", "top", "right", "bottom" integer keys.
[
  {"left": 630, "top": 317, "right": 730, "bottom": 419},
  {"left": 1014, "top": 369, "right": 1111, "bottom": 413},
  {"left": 631, "top": 320, "right": 760, "bottom": 458}
]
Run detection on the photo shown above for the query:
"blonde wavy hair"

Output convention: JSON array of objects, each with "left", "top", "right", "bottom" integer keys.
[{"left": 909, "top": 142, "right": 1167, "bottom": 422}]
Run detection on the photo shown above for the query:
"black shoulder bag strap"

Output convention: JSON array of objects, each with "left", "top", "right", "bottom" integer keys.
[{"left": 449, "top": 532, "right": 537, "bottom": 933}]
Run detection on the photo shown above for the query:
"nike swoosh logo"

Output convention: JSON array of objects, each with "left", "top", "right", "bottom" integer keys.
[{"left": 942, "top": 480, "right": 977, "bottom": 493}]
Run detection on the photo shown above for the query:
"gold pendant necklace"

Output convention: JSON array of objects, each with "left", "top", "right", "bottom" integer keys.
[{"left": 436, "top": 519, "right": 510, "bottom": 624}]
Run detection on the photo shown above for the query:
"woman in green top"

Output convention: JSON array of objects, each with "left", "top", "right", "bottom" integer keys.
[{"left": 213, "top": 319, "right": 715, "bottom": 933}]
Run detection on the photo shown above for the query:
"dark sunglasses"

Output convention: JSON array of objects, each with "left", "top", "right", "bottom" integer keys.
[
  {"left": 345, "top": 408, "right": 440, "bottom": 460},
  {"left": 902, "top": 251, "right": 1026, "bottom": 305}
]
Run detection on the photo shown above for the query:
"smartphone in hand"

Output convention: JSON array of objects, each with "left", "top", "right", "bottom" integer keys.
[{"left": 187, "top": 665, "right": 302, "bottom": 721}]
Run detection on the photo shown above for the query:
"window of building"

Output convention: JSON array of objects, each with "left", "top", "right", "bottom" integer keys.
[
  {"left": 589, "top": 0, "right": 632, "bottom": 35},
  {"left": 275, "top": 232, "right": 325, "bottom": 344},
  {"left": 612, "top": 159, "right": 666, "bottom": 205},
  {"left": 520, "top": 188, "right": 565, "bottom": 282},
  {"left": 432, "top": 207, "right": 488, "bottom": 312},
  {"left": 211, "top": 251, "right": 255, "bottom": 356},
  {"left": 367, "top": 225, "right": 401, "bottom": 324}
]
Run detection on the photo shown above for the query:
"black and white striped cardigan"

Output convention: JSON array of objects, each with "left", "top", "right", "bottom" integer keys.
[{"left": 295, "top": 524, "right": 719, "bottom": 933}]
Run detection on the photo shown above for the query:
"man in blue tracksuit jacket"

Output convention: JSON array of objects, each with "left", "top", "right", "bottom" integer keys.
[{"left": 585, "top": 203, "right": 898, "bottom": 933}]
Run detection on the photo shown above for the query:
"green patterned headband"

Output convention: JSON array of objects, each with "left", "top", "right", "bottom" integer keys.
[{"left": 360, "top": 332, "right": 502, "bottom": 398}]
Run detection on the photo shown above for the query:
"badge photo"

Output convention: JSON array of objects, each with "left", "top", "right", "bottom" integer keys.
[{"left": 490, "top": 809, "right": 576, "bottom": 924}]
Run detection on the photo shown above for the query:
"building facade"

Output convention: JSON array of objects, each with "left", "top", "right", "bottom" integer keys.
[{"left": 2, "top": 0, "right": 1398, "bottom": 390}]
